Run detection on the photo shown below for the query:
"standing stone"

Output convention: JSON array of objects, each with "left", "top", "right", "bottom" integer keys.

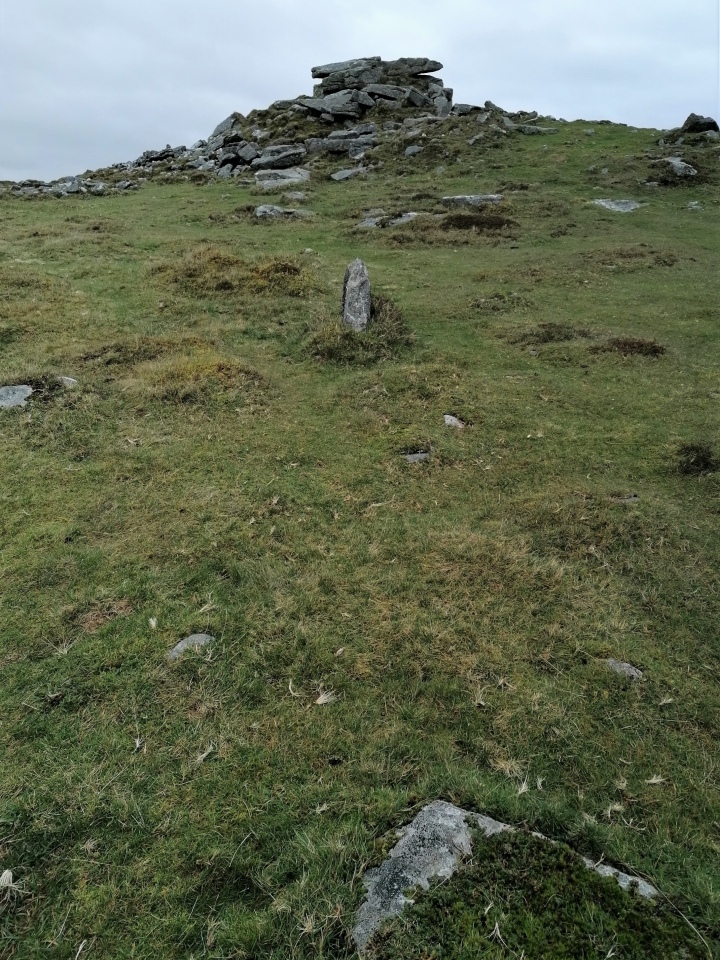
[{"left": 342, "top": 259, "right": 372, "bottom": 331}]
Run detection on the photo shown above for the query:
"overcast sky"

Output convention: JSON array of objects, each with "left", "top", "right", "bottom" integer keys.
[{"left": 2, "top": 0, "right": 718, "bottom": 182}]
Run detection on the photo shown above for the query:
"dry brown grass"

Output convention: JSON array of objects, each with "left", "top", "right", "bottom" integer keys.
[
  {"left": 590, "top": 336, "right": 666, "bottom": 357},
  {"left": 78, "top": 599, "right": 134, "bottom": 634},
  {"left": 152, "top": 246, "right": 316, "bottom": 297}
]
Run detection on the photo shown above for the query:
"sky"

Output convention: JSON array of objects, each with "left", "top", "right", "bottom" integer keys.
[{"left": 2, "top": 0, "right": 719, "bottom": 182}]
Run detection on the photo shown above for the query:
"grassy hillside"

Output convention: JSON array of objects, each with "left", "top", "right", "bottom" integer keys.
[{"left": 1, "top": 115, "right": 719, "bottom": 958}]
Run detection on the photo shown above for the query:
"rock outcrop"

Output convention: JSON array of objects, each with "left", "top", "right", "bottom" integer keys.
[{"left": 303, "top": 56, "right": 452, "bottom": 119}]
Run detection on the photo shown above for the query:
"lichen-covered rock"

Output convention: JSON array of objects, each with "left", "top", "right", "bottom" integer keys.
[{"left": 342, "top": 258, "right": 372, "bottom": 331}]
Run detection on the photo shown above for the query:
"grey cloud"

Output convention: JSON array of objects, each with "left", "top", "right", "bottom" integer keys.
[{"left": 1, "top": 0, "right": 718, "bottom": 181}]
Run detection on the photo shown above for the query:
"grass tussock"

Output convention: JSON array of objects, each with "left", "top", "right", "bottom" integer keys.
[
  {"left": 676, "top": 442, "right": 718, "bottom": 476},
  {"left": 590, "top": 336, "right": 666, "bottom": 357},
  {"left": 81, "top": 335, "right": 207, "bottom": 367},
  {"left": 509, "top": 322, "right": 590, "bottom": 345},
  {"left": 153, "top": 246, "right": 316, "bottom": 298},
  {"left": 471, "top": 292, "right": 533, "bottom": 313},
  {"left": 128, "top": 352, "right": 268, "bottom": 405},
  {"left": 310, "top": 294, "right": 413, "bottom": 365},
  {"left": 440, "top": 211, "right": 516, "bottom": 232}
]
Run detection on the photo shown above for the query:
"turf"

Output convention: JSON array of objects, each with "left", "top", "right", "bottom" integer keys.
[{"left": 0, "top": 116, "right": 719, "bottom": 959}]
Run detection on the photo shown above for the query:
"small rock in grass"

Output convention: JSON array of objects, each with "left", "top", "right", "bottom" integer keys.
[
  {"left": 59, "top": 376, "right": 78, "bottom": 388},
  {"left": 404, "top": 451, "right": 430, "bottom": 463},
  {"left": 607, "top": 658, "right": 643, "bottom": 681},
  {"left": 331, "top": 167, "right": 366, "bottom": 181},
  {"left": 255, "top": 204, "right": 299, "bottom": 219},
  {"left": 405, "top": 145, "right": 423, "bottom": 157},
  {"left": 662, "top": 157, "right": 697, "bottom": 178},
  {"left": 442, "top": 194, "right": 504, "bottom": 208},
  {"left": 168, "top": 633, "right": 214, "bottom": 661},
  {"left": 0, "top": 385, "right": 33, "bottom": 408},
  {"left": 388, "top": 212, "right": 418, "bottom": 226},
  {"left": 593, "top": 199, "right": 642, "bottom": 212},
  {"left": 444, "top": 414, "right": 465, "bottom": 428}
]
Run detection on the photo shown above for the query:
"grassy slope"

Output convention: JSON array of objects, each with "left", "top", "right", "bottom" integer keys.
[{"left": 0, "top": 119, "right": 718, "bottom": 959}]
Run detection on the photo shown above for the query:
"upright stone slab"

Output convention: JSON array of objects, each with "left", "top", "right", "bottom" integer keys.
[{"left": 342, "top": 259, "right": 372, "bottom": 332}]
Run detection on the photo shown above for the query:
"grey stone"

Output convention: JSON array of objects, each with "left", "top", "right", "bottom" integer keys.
[
  {"left": 251, "top": 145, "right": 307, "bottom": 171},
  {"left": 168, "top": 633, "right": 214, "bottom": 661},
  {"left": 662, "top": 157, "right": 697, "bottom": 178},
  {"left": 342, "top": 258, "right": 372, "bottom": 332},
  {"left": 216, "top": 165, "right": 233, "bottom": 179},
  {"left": 584, "top": 128, "right": 596, "bottom": 136},
  {"left": 468, "top": 134, "right": 485, "bottom": 146},
  {"left": 255, "top": 168, "right": 310, "bottom": 190},
  {"left": 607, "top": 659, "right": 644, "bottom": 681},
  {"left": 442, "top": 194, "right": 504, "bottom": 207},
  {"left": 330, "top": 167, "right": 365, "bottom": 182},
  {"left": 444, "top": 414, "right": 465, "bottom": 428},
  {"left": 210, "top": 113, "right": 244, "bottom": 139},
  {"left": 236, "top": 143, "right": 260, "bottom": 164},
  {"left": 451, "top": 103, "right": 479, "bottom": 116},
  {"left": 386, "top": 57, "right": 443, "bottom": 77},
  {"left": 404, "top": 145, "right": 423, "bottom": 157},
  {"left": 283, "top": 191, "right": 306, "bottom": 202},
  {"left": 680, "top": 113, "right": 719, "bottom": 134},
  {"left": 59, "top": 376, "right": 78, "bottom": 388},
  {"left": 406, "top": 88, "right": 433, "bottom": 108},
  {"left": 352, "top": 800, "right": 657, "bottom": 952},
  {"left": 383, "top": 121, "right": 403, "bottom": 132},
  {"left": 299, "top": 91, "right": 364, "bottom": 119},
  {"left": 0, "top": 385, "right": 33, "bottom": 409},
  {"left": 707, "top": 130, "right": 719, "bottom": 140},
  {"left": 364, "top": 83, "right": 408, "bottom": 101},
  {"left": 312, "top": 57, "right": 382, "bottom": 79},
  {"left": 593, "top": 199, "right": 642, "bottom": 212},
  {"left": 389, "top": 212, "right": 418, "bottom": 226},
  {"left": 435, "top": 97, "right": 451, "bottom": 117},
  {"left": 255, "top": 204, "right": 299, "bottom": 219},
  {"left": 404, "top": 451, "right": 430, "bottom": 463}
]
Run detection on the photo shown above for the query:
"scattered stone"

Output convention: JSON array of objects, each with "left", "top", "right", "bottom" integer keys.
[
  {"left": 168, "top": 633, "right": 214, "bottom": 661},
  {"left": 707, "top": 130, "right": 719, "bottom": 140},
  {"left": 341, "top": 259, "right": 372, "bottom": 332},
  {"left": 404, "top": 451, "right": 430, "bottom": 463},
  {"left": 331, "top": 167, "right": 365, "bottom": 182},
  {"left": 59, "top": 376, "right": 78, "bottom": 388},
  {"left": 389, "top": 212, "right": 418, "bottom": 226},
  {"left": 255, "top": 168, "right": 310, "bottom": 190},
  {"left": 607, "top": 659, "right": 644, "bottom": 681},
  {"left": 662, "top": 157, "right": 697, "bottom": 178},
  {"left": 283, "top": 191, "right": 306, "bottom": 202},
  {"left": 404, "top": 145, "right": 423, "bottom": 157},
  {"left": 584, "top": 128, "right": 596, "bottom": 136},
  {"left": 0, "top": 385, "right": 33, "bottom": 409},
  {"left": 680, "top": 113, "right": 719, "bottom": 135},
  {"left": 442, "top": 195, "right": 504, "bottom": 208},
  {"left": 593, "top": 199, "right": 642, "bottom": 212},
  {"left": 352, "top": 801, "right": 656, "bottom": 952},
  {"left": 611, "top": 493, "right": 640, "bottom": 504},
  {"left": 255, "top": 204, "right": 300, "bottom": 219},
  {"left": 444, "top": 415, "right": 465, "bottom": 428}
]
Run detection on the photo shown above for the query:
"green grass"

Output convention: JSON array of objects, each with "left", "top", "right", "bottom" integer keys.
[{"left": 0, "top": 116, "right": 719, "bottom": 959}]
